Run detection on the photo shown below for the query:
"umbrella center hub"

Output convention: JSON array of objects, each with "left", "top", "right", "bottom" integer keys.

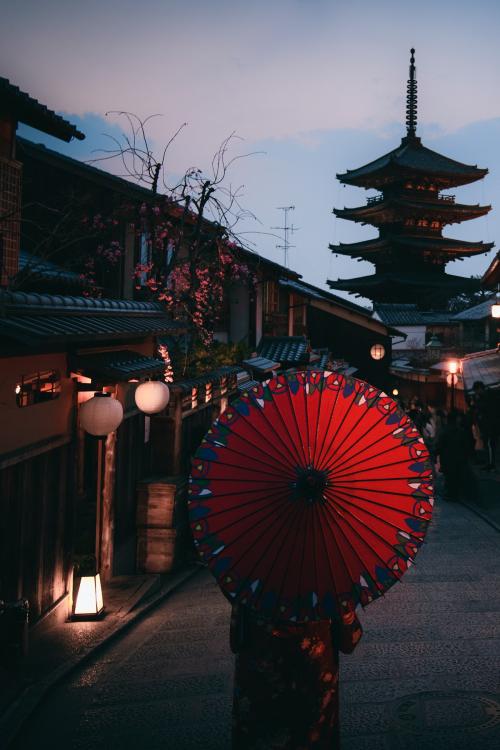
[{"left": 293, "top": 467, "right": 328, "bottom": 504}]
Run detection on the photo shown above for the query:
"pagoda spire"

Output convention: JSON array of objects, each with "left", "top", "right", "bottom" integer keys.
[{"left": 406, "top": 47, "right": 417, "bottom": 137}]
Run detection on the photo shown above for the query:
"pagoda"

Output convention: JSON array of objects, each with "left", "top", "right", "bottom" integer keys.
[{"left": 328, "top": 49, "right": 493, "bottom": 308}]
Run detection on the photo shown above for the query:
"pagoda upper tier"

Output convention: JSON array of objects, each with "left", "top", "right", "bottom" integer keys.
[
  {"left": 333, "top": 193, "right": 490, "bottom": 228},
  {"left": 337, "top": 135, "right": 488, "bottom": 190},
  {"left": 330, "top": 236, "right": 494, "bottom": 264},
  {"left": 328, "top": 49, "right": 494, "bottom": 308}
]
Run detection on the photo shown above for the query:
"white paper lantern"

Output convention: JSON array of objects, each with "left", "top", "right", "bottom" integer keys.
[
  {"left": 134, "top": 380, "right": 170, "bottom": 414},
  {"left": 80, "top": 392, "right": 123, "bottom": 436}
]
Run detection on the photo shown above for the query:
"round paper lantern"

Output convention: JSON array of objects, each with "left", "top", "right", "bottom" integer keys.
[
  {"left": 80, "top": 392, "right": 123, "bottom": 436},
  {"left": 134, "top": 380, "right": 170, "bottom": 414},
  {"left": 370, "top": 343, "right": 386, "bottom": 361}
]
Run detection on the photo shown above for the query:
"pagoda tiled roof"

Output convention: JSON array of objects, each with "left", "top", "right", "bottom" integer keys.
[
  {"left": 337, "top": 136, "right": 488, "bottom": 188},
  {"left": 1, "top": 77, "right": 85, "bottom": 142},
  {"left": 328, "top": 271, "right": 479, "bottom": 294},
  {"left": 334, "top": 197, "right": 490, "bottom": 225},
  {"left": 331, "top": 236, "right": 494, "bottom": 259}
]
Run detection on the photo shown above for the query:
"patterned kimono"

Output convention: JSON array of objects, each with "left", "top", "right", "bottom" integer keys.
[{"left": 230, "top": 602, "right": 363, "bottom": 750}]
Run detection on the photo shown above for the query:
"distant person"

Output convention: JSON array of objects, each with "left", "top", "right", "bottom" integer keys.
[
  {"left": 407, "top": 397, "right": 426, "bottom": 434},
  {"left": 472, "top": 381, "right": 499, "bottom": 471},
  {"left": 231, "top": 602, "right": 362, "bottom": 748},
  {"left": 422, "top": 404, "right": 444, "bottom": 462},
  {"left": 435, "top": 411, "right": 473, "bottom": 502}
]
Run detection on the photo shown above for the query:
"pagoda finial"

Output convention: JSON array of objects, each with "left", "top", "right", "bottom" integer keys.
[{"left": 406, "top": 47, "right": 418, "bottom": 137}]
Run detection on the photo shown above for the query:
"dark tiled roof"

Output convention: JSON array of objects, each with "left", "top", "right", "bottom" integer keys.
[
  {"left": 279, "top": 278, "right": 372, "bottom": 315},
  {"left": 338, "top": 136, "right": 487, "bottom": 188},
  {"left": 329, "top": 272, "right": 479, "bottom": 292},
  {"left": 482, "top": 251, "right": 500, "bottom": 289},
  {"left": 242, "top": 356, "right": 281, "bottom": 374},
  {"left": 237, "top": 378, "right": 261, "bottom": 393},
  {"left": 311, "top": 351, "right": 330, "bottom": 369},
  {"left": 461, "top": 349, "right": 500, "bottom": 391},
  {"left": 69, "top": 350, "right": 166, "bottom": 380},
  {"left": 374, "top": 304, "right": 425, "bottom": 326},
  {"left": 420, "top": 311, "right": 457, "bottom": 325},
  {"left": 258, "top": 336, "right": 309, "bottom": 365},
  {"left": 17, "top": 137, "right": 156, "bottom": 200},
  {"left": 1, "top": 77, "right": 85, "bottom": 142},
  {"left": 452, "top": 297, "right": 496, "bottom": 321},
  {"left": 17, "top": 250, "right": 91, "bottom": 293},
  {"left": 0, "top": 290, "right": 183, "bottom": 345}
]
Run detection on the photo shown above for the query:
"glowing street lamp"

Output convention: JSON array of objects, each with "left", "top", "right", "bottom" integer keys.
[
  {"left": 447, "top": 359, "right": 459, "bottom": 410},
  {"left": 72, "top": 572, "right": 104, "bottom": 620}
]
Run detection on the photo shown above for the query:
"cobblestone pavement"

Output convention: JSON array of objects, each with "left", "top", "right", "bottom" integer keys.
[{"left": 12, "top": 497, "right": 500, "bottom": 750}]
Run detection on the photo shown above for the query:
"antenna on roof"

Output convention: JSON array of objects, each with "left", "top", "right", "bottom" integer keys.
[
  {"left": 272, "top": 206, "right": 299, "bottom": 267},
  {"left": 406, "top": 47, "right": 418, "bottom": 137}
]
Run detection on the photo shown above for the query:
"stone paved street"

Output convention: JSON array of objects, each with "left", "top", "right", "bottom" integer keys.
[{"left": 12, "top": 497, "right": 500, "bottom": 750}]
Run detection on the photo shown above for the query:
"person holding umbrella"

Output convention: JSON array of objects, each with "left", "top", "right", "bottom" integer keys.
[
  {"left": 190, "top": 370, "right": 434, "bottom": 749},
  {"left": 229, "top": 596, "right": 362, "bottom": 748}
]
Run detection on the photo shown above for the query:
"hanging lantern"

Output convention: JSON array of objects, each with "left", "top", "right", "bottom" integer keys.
[
  {"left": 370, "top": 343, "right": 386, "bottom": 361},
  {"left": 72, "top": 573, "right": 104, "bottom": 619},
  {"left": 134, "top": 380, "right": 170, "bottom": 414},
  {"left": 80, "top": 392, "right": 123, "bottom": 436},
  {"left": 491, "top": 302, "right": 500, "bottom": 319}
]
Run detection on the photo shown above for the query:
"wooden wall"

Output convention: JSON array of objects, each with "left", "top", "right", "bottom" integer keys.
[{"left": 0, "top": 442, "right": 73, "bottom": 621}]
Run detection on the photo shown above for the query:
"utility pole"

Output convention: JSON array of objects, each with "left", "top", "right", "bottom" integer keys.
[{"left": 272, "top": 205, "right": 298, "bottom": 268}]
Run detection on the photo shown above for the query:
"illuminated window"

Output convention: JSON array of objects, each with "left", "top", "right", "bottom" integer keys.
[{"left": 15, "top": 370, "right": 61, "bottom": 407}]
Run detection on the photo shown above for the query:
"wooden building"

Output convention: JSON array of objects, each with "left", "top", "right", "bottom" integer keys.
[
  {"left": 0, "top": 80, "right": 187, "bottom": 631},
  {"left": 329, "top": 50, "right": 492, "bottom": 308}
]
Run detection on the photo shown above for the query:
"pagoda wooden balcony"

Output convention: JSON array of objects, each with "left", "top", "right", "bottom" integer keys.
[{"left": 366, "top": 195, "right": 383, "bottom": 206}]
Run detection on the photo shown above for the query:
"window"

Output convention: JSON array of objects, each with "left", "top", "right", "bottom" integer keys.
[{"left": 15, "top": 370, "right": 61, "bottom": 407}]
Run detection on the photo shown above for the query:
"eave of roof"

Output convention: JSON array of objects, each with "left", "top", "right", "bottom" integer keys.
[
  {"left": 328, "top": 272, "right": 479, "bottom": 292},
  {"left": 17, "top": 136, "right": 156, "bottom": 200},
  {"left": 0, "top": 290, "right": 184, "bottom": 345},
  {"left": 373, "top": 303, "right": 425, "bottom": 326},
  {"left": 257, "top": 336, "right": 309, "bottom": 364},
  {"left": 452, "top": 296, "right": 495, "bottom": 320},
  {"left": 461, "top": 348, "right": 500, "bottom": 391},
  {"left": 279, "top": 278, "right": 371, "bottom": 315},
  {"left": 337, "top": 136, "right": 488, "bottom": 187},
  {"left": 280, "top": 278, "right": 402, "bottom": 336},
  {"left": 334, "top": 199, "right": 490, "bottom": 223},
  {"left": 69, "top": 350, "right": 166, "bottom": 380},
  {"left": 1, "top": 77, "right": 85, "bottom": 142},
  {"left": 331, "top": 237, "right": 494, "bottom": 258},
  {"left": 482, "top": 251, "right": 500, "bottom": 289}
]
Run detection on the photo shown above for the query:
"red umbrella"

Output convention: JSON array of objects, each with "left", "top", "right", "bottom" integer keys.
[{"left": 189, "top": 370, "right": 434, "bottom": 623}]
